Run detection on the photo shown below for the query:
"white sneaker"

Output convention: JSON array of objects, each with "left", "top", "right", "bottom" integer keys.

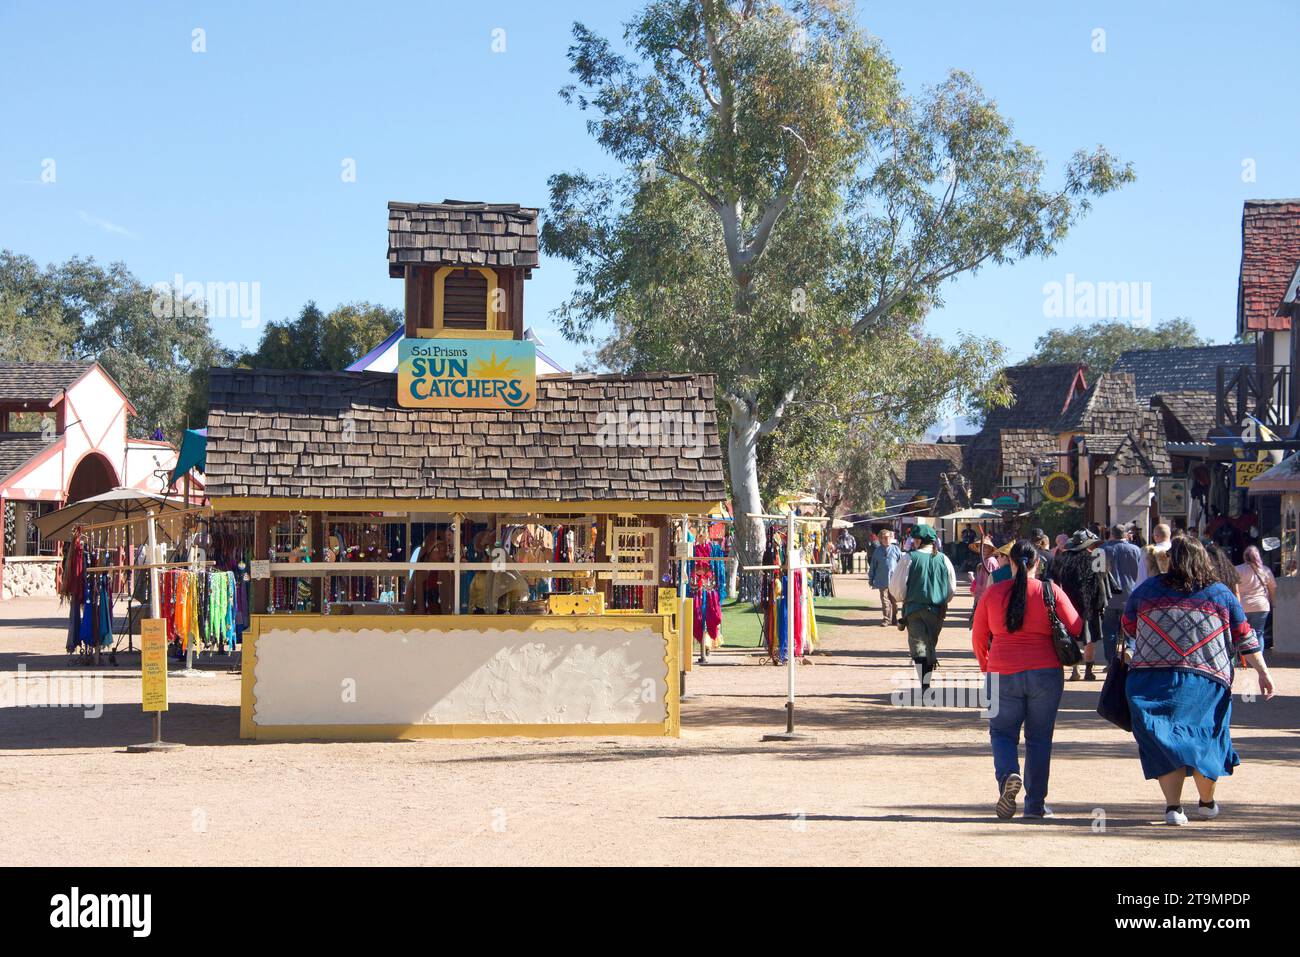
[
  {"left": 1165, "top": 807, "right": 1188, "bottom": 826},
  {"left": 1197, "top": 801, "right": 1220, "bottom": 819}
]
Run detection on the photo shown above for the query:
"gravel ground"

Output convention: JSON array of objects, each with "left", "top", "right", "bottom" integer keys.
[{"left": 2, "top": 580, "right": 1296, "bottom": 867}]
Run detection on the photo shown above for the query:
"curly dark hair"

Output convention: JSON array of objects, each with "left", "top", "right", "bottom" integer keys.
[{"left": 1163, "top": 537, "right": 1219, "bottom": 593}]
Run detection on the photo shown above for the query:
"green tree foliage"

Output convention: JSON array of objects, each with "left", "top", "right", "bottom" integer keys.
[
  {"left": 0, "top": 250, "right": 229, "bottom": 437},
  {"left": 0, "top": 252, "right": 78, "bottom": 361},
  {"left": 1028, "top": 500, "right": 1085, "bottom": 540},
  {"left": 243, "top": 301, "right": 399, "bottom": 371},
  {"left": 543, "top": 0, "right": 1131, "bottom": 562},
  {"left": 1026, "top": 317, "right": 1211, "bottom": 372}
]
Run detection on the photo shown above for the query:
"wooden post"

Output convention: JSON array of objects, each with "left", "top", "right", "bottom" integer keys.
[
  {"left": 784, "top": 509, "right": 796, "bottom": 732},
  {"left": 452, "top": 512, "right": 463, "bottom": 615},
  {"left": 252, "top": 512, "right": 270, "bottom": 614}
]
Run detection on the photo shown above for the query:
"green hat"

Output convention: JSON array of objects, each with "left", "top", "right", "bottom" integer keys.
[{"left": 911, "top": 524, "right": 938, "bottom": 543}]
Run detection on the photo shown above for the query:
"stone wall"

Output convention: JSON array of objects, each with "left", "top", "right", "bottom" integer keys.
[{"left": 2, "top": 559, "right": 58, "bottom": 599}]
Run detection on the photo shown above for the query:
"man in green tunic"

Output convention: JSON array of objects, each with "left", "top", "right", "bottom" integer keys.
[{"left": 888, "top": 524, "right": 957, "bottom": 697}]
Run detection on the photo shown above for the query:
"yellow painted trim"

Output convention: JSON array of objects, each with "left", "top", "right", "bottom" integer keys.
[
  {"left": 433, "top": 265, "right": 500, "bottom": 336},
  {"left": 547, "top": 593, "right": 606, "bottom": 615},
  {"left": 240, "top": 612, "right": 679, "bottom": 741},
  {"left": 414, "top": 328, "right": 513, "bottom": 340},
  {"left": 211, "top": 497, "right": 724, "bottom": 517},
  {"left": 243, "top": 722, "right": 672, "bottom": 741},
  {"left": 239, "top": 619, "right": 257, "bottom": 738}
]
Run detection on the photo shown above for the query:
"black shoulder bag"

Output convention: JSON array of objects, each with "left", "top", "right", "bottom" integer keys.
[{"left": 1042, "top": 580, "right": 1083, "bottom": 666}]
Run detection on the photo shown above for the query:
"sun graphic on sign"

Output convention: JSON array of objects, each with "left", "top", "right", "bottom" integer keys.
[{"left": 471, "top": 350, "right": 517, "bottom": 380}]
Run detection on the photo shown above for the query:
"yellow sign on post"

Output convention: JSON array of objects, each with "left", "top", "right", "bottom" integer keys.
[{"left": 140, "top": 618, "right": 168, "bottom": 712}]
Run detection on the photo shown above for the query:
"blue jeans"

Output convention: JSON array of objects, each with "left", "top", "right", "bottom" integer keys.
[
  {"left": 1102, "top": 605, "right": 1123, "bottom": 664},
  {"left": 987, "top": 667, "right": 1065, "bottom": 815},
  {"left": 1246, "top": 611, "right": 1271, "bottom": 650}
]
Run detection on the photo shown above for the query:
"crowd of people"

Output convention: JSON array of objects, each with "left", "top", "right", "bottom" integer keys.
[{"left": 834, "top": 518, "right": 1279, "bottom": 827}]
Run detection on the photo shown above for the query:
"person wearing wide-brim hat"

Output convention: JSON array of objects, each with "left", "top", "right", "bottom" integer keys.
[
  {"left": 990, "top": 540, "right": 1016, "bottom": 586},
  {"left": 888, "top": 524, "right": 957, "bottom": 699},
  {"left": 1064, "top": 529, "right": 1100, "bottom": 552},
  {"left": 1055, "top": 529, "right": 1110, "bottom": 680},
  {"left": 971, "top": 536, "right": 999, "bottom": 608}
]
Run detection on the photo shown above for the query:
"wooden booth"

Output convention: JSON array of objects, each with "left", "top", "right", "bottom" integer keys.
[{"left": 205, "top": 200, "right": 726, "bottom": 741}]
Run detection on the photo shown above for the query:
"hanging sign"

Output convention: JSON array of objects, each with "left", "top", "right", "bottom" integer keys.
[
  {"left": 398, "top": 338, "right": 536, "bottom": 410},
  {"left": 140, "top": 619, "right": 168, "bottom": 712},
  {"left": 1233, "top": 458, "right": 1272, "bottom": 489},
  {"left": 1042, "top": 471, "right": 1075, "bottom": 503},
  {"left": 250, "top": 559, "right": 270, "bottom": 580}
]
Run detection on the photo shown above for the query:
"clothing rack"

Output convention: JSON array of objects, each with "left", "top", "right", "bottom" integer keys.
[{"left": 742, "top": 511, "right": 830, "bottom": 739}]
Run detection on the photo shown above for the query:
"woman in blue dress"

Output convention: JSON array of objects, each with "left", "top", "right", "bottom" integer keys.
[{"left": 1120, "top": 536, "right": 1275, "bottom": 825}]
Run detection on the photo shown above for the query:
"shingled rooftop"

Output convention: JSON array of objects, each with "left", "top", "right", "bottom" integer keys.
[
  {"left": 0, "top": 434, "right": 52, "bottom": 481},
  {"left": 387, "top": 200, "right": 540, "bottom": 277},
  {"left": 0, "top": 360, "right": 92, "bottom": 403},
  {"left": 204, "top": 368, "right": 725, "bottom": 503},
  {"left": 1112, "top": 343, "right": 1254, "bottom": 400},
  {"left": 1238, "top": 198, "right": 1300, "bottom": 332}
]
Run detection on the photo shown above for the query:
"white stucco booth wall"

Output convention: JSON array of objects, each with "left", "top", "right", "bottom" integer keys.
[{"left": 241, "top": 615, "right": 679, "bottom": 739}]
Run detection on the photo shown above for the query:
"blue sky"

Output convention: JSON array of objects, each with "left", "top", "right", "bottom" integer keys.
[{"left": 3, "top": 1, "right": 1298, "bottom": 372}]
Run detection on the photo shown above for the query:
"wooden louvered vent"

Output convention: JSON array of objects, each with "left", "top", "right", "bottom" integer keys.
[{"left": 442, "top": 268, "right": 489, "bottom": 330}]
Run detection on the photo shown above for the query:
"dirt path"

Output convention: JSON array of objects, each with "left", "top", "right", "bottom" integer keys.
[{"left": 2, "top": 584, "right": 1296, "bottom": 866}]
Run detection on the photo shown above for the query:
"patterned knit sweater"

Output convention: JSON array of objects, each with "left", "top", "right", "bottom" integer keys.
[{"left": 1121, "top": 577, "right": 1261, "bottom": 690}]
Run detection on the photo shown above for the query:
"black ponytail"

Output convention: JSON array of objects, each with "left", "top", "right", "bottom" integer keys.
[{"left": 1004, "top": 540, "right": 1037, "bottom": 633}]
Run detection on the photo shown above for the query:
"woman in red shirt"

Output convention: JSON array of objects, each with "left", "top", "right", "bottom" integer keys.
[{"left": 972, "top": 541, "right": 1083, "bottom": 820}]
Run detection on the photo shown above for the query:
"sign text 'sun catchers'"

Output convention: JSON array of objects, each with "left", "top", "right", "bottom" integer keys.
[{"left": 397, "top": 338, "right": 536, "bottom": 410}]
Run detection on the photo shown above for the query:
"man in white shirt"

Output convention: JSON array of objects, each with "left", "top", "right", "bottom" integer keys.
[{"left": 1133, "top": 522, "right": 1171, "bottom": 588}]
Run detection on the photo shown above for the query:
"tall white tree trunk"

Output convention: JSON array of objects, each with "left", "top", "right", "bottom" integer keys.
[
  {"left": 728, "top": 405, "right": 766, "bottom": 596},
  {"left": 726, "top": 386, "right": 796, "bottom": 601}
]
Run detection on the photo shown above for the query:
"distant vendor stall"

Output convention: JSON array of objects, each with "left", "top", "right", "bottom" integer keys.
[
  {"left": 205, "top": 198, "right": 726, "bottom": 741},
  {"left": 1247, "top": 455, "right": 1300, "bottom": 654}
]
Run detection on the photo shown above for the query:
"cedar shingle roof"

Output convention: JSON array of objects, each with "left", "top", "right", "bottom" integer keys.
[
  {"left": 969, "top": 365, "right": 1178, "bottom": 497},
  {"left": 1238, "top": 199, "right": 1300, "bottom": 333},
  {"left": 1151, "top": 391, "right": 1216, "bottom": 444},
  {"left": 981, "top": 364, "right": 1088, "bottom": 435},
  {"left": 1057, "top": 371, "right": 1139, "bottom": 432},
  {"left": 1112, "top": 343, "right": 1255, "bottom": 399},
  {"left": 387, "top": 200, "right": 540, "bottom": 278},
  {"left": 204, "top": 368, "right": 725, "bottom": 503},
  {"left": 999, "top": 429, "right": 1063, "bottom": 477},
  {"left": 1081, "top": 434, "right": 1124, "bottom": 455},
  {"left": 1097, "top": 430, "right": 1171, "bottom": 477},
  {"left": 0, "top": 361, "right": 92, "bottom": 403},
  {"left": 0, "top": 434, "right": 52, "bottom": 482}
]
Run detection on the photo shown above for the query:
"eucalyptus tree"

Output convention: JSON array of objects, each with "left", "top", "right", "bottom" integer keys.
[{"left": 544, "top": 0, "right": 1134, "bottom": 564}]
